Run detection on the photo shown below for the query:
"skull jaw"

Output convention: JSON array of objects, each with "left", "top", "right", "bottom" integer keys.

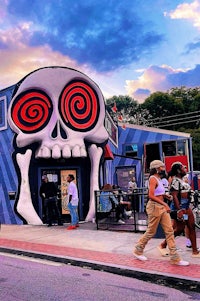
[
  {"left": 16, "top": 149, "right": 43, "bottom": 225},
  {"left": 85, "top": 144, "right": 103, "bottom": 221},
  {"left": 15, "top": 144, "right": 102, "bottom": 224}
]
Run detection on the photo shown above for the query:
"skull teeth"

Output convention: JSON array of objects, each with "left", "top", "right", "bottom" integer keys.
[{"left": 35, "top": 144, "right": 87, "bottom": 159}]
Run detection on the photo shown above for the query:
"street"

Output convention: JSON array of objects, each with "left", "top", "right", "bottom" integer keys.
[{"left": 0, "top": 253, "right": 199, "bottom": 301}]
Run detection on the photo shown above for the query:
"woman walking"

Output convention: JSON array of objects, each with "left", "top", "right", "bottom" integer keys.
[
  {"left": 133, "top": 160, "right": 189, "bottom": 266},
  {"left": 158, "top": 162, "right": 200, "bottom": 258}
]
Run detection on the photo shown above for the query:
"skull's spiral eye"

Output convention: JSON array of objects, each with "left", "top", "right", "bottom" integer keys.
[
  {"left": 59, "top": 80, "right": 100, "bottom": 132},
  {"left": 11, "top": 89, "right": 53, "bottom": 133}
]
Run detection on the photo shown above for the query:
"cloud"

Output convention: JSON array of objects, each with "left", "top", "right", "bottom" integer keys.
[
  {"left": 125, "top": 64, "right": 200, "bottom": 103},
  {"left": 0, "top": 23, "right": 115, "bottom": 100},
  {"left": 0, "top": 26, "right": 83, "bottom": 89},
  {"left": 168, "top": 64, "right": 200, "bottom": 86},
  {"left": 132, "top": 89, "right": 151, "bottom": 102},
  {"left": 165, "top": 0, "right": 200, "bottom": 30},
  {"left": 6, "top": 0, "right": 164, "bottom": 72},
  {"left": 0, "top": 0, "right": 7, "bottom": 23},
  {"left": 185, "top": 39, "right": 200, "bottom": 53}
]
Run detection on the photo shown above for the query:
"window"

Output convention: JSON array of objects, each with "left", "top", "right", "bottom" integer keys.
[
  {"left": 162, "top": 141, "right": 176, "bottom": 156},
  {"left": 116, "top": 166, "right": 136, "bottom": 191},
  {"left": 124, "top": 144, "right": 138, "bottom": 157},
  {"left": 162, "top": 140, "right": 186, "bottom": 156},
  {"left": 177, "top": 140, "right": 186, "bottom": 156}
]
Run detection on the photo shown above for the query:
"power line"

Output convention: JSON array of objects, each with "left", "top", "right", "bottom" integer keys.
[
  {"left": 150, "top": 114, "right": 200, "bottom": 127},
  {"left": 147, "top": 110, "right": 200, "bottom": 123},
  {"left": 152, "top": 118, "right": 200, "bottom": 128}
]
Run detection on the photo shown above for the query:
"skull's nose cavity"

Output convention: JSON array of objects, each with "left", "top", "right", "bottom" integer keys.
[
  {"left": 60, "top": 124, "right": 68, "bottom": 139},
  {"left": 51, "top": 122, "right": 68, "bottom": 139}
]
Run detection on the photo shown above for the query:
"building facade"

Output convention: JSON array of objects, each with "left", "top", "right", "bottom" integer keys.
[{"left": 0, "top": 67, "right": 193, "bottom": 225}]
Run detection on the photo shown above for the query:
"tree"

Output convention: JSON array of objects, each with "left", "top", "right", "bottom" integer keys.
[
  {"left": 169, "top": 86, "right": 200, "bottom": 113},
  {"left": 140, "top": 91, "right": 184, "bottom": 129},
  {"left": 105, "top": 87, "right": 200, "bottom": 170},
  {"left": 140, "top": 88, "right": 200, "bottom": 130},
  {"left": 184, "top": 128, "right": 200, "bottom": 170},
  {"left": 106, "top": 95, "right": 148, "bottom": 125}
]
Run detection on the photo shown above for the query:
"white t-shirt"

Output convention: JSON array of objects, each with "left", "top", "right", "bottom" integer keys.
[
  {"left": 128, "top": 180, "right": 137, "bottom": 194},
  {"left": 68, "top": 181, "right": 79, "bottom": 206}
]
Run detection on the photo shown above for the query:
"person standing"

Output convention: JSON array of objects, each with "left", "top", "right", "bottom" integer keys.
[
  {"left": 158, "top": 162, "right": 200, "bottom": 258},
  {"left": 66, "top": 174, "right": 79, "bottom": 230},
  {"left": 127, "top": 176, "right": 139, "bottom": 212},
  {"left": 133, "top": 160, "right": 189, "bottom": 266},
  {"left": 40, "top": 175, "right": 63, "bottom": 227},
  {"left": 39, "top": 176, "right": 47, "bottom": 223}
]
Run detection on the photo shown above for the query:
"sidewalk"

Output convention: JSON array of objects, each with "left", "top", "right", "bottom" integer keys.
[{"left": 0, "top": 223, "right": 199, "bottom": 291}]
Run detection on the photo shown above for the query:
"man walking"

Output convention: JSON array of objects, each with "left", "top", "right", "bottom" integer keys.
[{"left": 66, "top": 174, "right": 79, "bottom": 230}]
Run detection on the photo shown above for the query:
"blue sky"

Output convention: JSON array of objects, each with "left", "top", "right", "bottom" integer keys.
[{"left": 0, "top": 0, "right": 200, "bottom": 102}]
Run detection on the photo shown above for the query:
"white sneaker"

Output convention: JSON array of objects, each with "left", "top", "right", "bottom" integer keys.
[
  {"left": 173, "top": 260, "right": 189, "bottom": 266},
  {"left": 133, "top": 252, "right": 147, "bottom": 261},
  {"left": 126, "top": 210, "right": 132, "bottom": 216},
  {"left": 118, "top": 219, "right": 125, "bottom": 224}
]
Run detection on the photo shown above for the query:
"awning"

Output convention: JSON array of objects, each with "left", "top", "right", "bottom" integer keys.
[{"left": 104, "top": 144, "right": 114, "bottom": 160}]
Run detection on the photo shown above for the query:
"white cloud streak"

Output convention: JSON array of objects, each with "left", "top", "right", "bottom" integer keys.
[{"left": 165, "top": 0, "right": 200, "bottom": 30}]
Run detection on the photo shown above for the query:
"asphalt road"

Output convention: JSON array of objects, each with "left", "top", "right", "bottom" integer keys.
[{"left": 0, "top": 253, "right": 199, "bottom": 301}]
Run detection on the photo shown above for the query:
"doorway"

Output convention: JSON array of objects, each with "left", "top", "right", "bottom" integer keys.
[
  {"left": 145, "top": 143, "right": 160, "bottom": 172},
  {"left": 39, "top": 168, "right": 80, "bottom": 223}
]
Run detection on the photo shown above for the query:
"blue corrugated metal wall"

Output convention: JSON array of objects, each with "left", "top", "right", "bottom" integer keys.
[
  {"left": 105, "top": 124, "right": 191, "bottom": 188},
  {"left": 0, "top": 85, "right": 22, "bottom": 224}
]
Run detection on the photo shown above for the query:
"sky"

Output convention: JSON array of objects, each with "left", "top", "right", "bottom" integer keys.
[{"left": 0, "top": 0, "right": 200, "bottom": 103}]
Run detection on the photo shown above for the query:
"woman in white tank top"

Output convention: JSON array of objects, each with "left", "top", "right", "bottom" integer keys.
[{"left": 133, "top": 160, "right": 189, "bottom": 266}]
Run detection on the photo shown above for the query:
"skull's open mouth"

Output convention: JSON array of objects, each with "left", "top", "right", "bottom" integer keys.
[{"left": 8, "top": 67, "right": 108, "bottom": 225}]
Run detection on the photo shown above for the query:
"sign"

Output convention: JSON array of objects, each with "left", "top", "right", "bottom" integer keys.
[{"left": 165, "top": 155, "right": 188, "bottom": 172}]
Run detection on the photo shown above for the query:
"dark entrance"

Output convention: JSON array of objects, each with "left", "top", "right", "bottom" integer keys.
[
  {"left": 29, "top": 156, "right": 91, "bottom": 223},
  {"left": 145, "top": 143, "right": 160, "bottom": 172}
]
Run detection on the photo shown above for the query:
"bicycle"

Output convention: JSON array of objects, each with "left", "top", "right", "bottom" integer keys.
[{"left": 191, "top": 190, "right": 200, "bottom": 229}]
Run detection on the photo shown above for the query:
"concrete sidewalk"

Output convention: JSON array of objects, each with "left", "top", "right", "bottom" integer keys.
[{"left": 0, "top": 223, "right": 199, "bottom": 291}]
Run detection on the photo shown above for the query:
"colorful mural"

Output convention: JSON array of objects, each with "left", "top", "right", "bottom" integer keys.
[{"left": 2, "top": 66, "right": 109, "bottom": 225}]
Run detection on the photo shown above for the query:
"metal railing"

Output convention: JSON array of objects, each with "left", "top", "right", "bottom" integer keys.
[{"left": 94, "top": 188, "right": 148, "bottom": 232}]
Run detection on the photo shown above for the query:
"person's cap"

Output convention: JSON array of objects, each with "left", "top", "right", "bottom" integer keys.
[{"left": 150, "top": 160, "right": 165, "bottom": 169}]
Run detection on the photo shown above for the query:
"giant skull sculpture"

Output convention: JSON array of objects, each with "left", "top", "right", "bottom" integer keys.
[{"left": 8, "top": 67, "right": 109, "bottom": 225}]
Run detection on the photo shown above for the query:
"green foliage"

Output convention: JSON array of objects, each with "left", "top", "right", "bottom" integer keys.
[
  {"left": 185, "top": 128, "right": 200, "bottom": 170},
  {"left": 105, "top": 86, "right": 200, "bottom": 169},
  {"left": 106, "top": 95, "right": 140, "bottom": 123}
]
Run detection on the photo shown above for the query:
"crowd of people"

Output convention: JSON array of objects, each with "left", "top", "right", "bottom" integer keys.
[
  {"left": 40, "top": 159, "right": 199, "bottom": 265},
  {"left": 133, "top": 159, "right": 200, "bottom": 266}
]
